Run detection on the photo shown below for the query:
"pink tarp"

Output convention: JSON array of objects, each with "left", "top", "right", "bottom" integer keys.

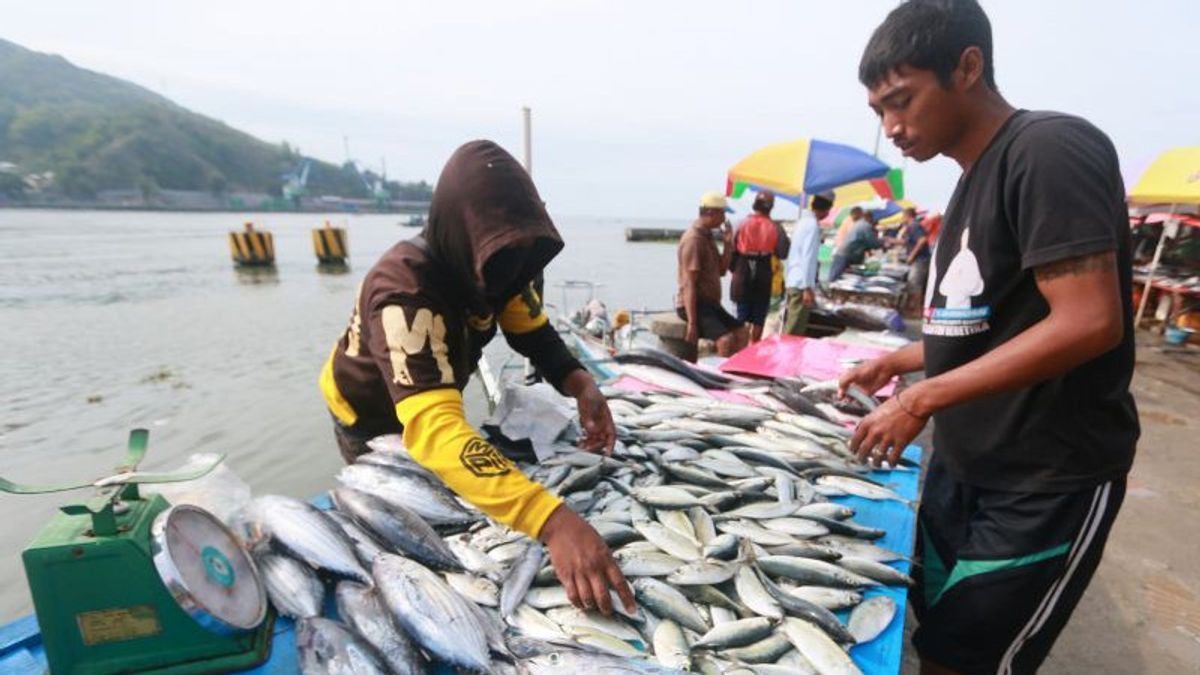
[{"left": 718, "top": 334, "right": 897, "bottom": 396}]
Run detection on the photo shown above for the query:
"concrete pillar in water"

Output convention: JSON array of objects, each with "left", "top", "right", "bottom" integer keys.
[
  {"left": 228, "top": 222, "right": 276, "bottom": 267},
  {"left": 312, "top": 221, "right": 348, "bottom": 266}
]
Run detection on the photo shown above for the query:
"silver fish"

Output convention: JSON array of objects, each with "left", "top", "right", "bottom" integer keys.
[
  {"left": 336, "top": 463, "right": 477, "bottom": 526},
  {"left": 373, "top": 553, "right": 492, "bottom": 672},
  {"left": 635, "top": 521, "right": 702, "bottom": 561},
  {"left": 848, "top": 595, "right": 897, "bottom": 645},
  {"left": 446, "top": 572, "right": 500, "bottom": 607},
  {"left": 779, "top": 585, "right": 863, "bottom": 611},
  {"left": 814, "top": 536, "right": 904, "bottom": 563},
  {"left": 501, "top": 543, "right": 546, "bottom": 618},
  {"left": 325, "top": 510, "right": 386, "bottom": 568},
  {"left": 781, "top": 617, "right": 862, "bottom": 675},
  {"left": 506, "top": 604, "right": 569, "bottom": 641},
  {"left": 632, "top": 486, "right": 706, "bottom": 509},
  {"left": 814, "top": 475, "right": 908, "bottom": 503},
  {"left": 546, "top": 606, "right": 642, "bottom": 642},
  {"left": 718, "top": 502, "right": 801, "bottom": 521},
  {"left": 662, "top": 463, "right": 728, "bottom": 489},
  {"left": 836, "top": 556, "right": 914, "bottom": 587},
  {"left": 678, "top": 585, "right": 750, "bottom": 618},
  {"left": 702, "top": 533, "right": 740, "bottom": 561},
  {"left": 633, "top": 578, "right": 709, "bottom": 633},
  {"left": 688, "top": 506, "right": 717, "bottom": 545},
  {"left": 332, "top": 487, "right": 463, "bottom": 572},
  {"left": 692, "top": 617, "right": 775, "bottom": 650},
  {"left": 761, "top": 517, "right": 830, "bottom": 539},
  {"left": 734, "top": 565, "right": 782, "bottom": 619},
  {"left": 509, "top": 636, "right": 686, "bottom": 674},
  {"left": 616, "top": 549, "right": 687, "bottom": 577},
  {"left": 797, "top": 503, "right": 855, "bottom": 520},
  {"left": 445, "top": 535, "right": 506, "bottom": 581},
  {"left": 557, "top": 464, "right": 605, "bottom": 495},
  {"left": 594, "top": 520, "right": 643, "bottom": 548},
  {"left": 256, "top": 552, "right": 323, "bottom": 619},
  {"left": 757, "top": 570, "right": 855, "bottom": 645},
  {"left": 757, "top": 556, "right": 878, "bottom": 589},
  {"left": 296, "top": 617, "right": 388, "bottom": 675},
  {"left": 657, "top": 509, "right": 698, "bottom": 541},
  {"left": 666, "top": 560, "right": 737, "bottom": 586},
  {"left": 716, "top": 520, "right": 798, "bottom": 547},
  {"left": 722, "top": 632, "right": 794, "bottom": 664},
  {"left": 334, "top": 582, "right": 427, "bottom": 675},
  {"left": 652, "top": 619, "right": 692, "bottom": 671},
  {"left": 246, "top": 495, "right": 369, "bottom": 584}
]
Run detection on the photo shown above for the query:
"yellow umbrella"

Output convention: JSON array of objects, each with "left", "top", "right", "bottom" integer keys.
[
  {"left": 1129, "top": 147, "right": 1200, "bottom": 325},
  {"left": 1128, "top": 146, "right": 1200, "bottom": 206}
]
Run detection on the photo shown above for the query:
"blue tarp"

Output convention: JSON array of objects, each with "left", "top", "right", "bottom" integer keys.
[{"left": 1, "top": 447, "right": 922, "bottom": 674}]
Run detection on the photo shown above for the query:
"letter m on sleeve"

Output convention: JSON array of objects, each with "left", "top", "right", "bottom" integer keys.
[{"left": 380, "top": 305, "right": 455, "bottom": 386}]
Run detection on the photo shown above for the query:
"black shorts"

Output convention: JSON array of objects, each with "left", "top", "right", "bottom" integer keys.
[
  {"left": 736, "top": 296, "right": 771, "bottom": 326},
  {"left": 911, "top": 456, "right": 1126, "bottom": 675},
  {"left": 677, "top": 303, "right": 742, "bottom": 340}
]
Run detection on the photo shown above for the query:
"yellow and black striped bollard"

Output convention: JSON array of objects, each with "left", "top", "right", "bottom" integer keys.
[
  {"left": 228, "top": 222, "right": 275, "bottom": 267},
  {"left": 312, "top": 221, "right": 349, "bottom": 267}
]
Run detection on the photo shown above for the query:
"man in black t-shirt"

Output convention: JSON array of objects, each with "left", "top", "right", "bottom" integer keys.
[{"left": 840, "top": 2, "right": 1138, "bottom": 674}]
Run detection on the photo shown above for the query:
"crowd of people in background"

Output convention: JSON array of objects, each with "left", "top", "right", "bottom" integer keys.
[{"left": 675, "top": 189, "right": 941, "bottom": 358}]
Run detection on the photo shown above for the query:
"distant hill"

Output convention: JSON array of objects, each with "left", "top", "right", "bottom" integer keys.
[{"left": 0, "top": 38, "right": 431, "bottom": 205}]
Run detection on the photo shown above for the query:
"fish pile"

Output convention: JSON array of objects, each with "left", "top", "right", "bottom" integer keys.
[{"left": 241, "top": 380, "right": 915, "bottom": 674}]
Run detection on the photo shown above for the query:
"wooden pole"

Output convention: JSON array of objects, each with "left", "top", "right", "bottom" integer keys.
[{"left": 1134, "top": 204, "right": 1176, "bottom": 327}]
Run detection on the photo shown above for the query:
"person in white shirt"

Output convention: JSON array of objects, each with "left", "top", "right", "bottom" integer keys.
[{"left": 783, "top": 191, "right": 834, "bottom": 335}]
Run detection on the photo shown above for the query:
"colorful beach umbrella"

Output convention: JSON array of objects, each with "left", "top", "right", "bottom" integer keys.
[
  {"left": 726, "top": 139, "right": 890, "bottom": 202},
  {"left": 1128, "top": 146, "right": 1200, "bottom": 206}
]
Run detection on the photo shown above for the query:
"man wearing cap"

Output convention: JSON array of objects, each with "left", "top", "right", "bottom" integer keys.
[
  {"left": 731, "top": 191, "right": 790, "bottom": 343},
  {"left": 783, "top": 191, "right": 834, "bottom": 335},
  {"left": 676, "top": 192, "right": 747, "bottom": 360}
]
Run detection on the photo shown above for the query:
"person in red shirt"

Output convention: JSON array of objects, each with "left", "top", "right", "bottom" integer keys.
[{"left": 731, "top": 191, "right": 789, "bottom": 342}]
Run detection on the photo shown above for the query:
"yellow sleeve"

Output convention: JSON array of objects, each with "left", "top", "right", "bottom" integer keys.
[
  {"left": 395, "top": 388, "right": 563, "bottom": 538},
  {"left": 497, "top": 284, "right": 549, "bottom": 335}
]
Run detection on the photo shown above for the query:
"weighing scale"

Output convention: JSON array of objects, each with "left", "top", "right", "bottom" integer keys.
[{"left": 1, "top": 429, "right": 274, "bottom": 674}]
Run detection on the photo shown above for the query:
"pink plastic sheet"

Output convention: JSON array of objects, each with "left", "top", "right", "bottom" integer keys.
[{"left": 718, "top": 335, "right": 898, "bottom": 396}]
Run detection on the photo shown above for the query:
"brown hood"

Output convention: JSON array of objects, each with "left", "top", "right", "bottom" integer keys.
[{"left": 422, "top": 140, "right": 563, "bottom": 313}]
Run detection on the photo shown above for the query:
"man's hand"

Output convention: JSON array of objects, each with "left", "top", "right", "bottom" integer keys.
[
  {"left": 722, "top": 220, "right": 734, "bottom": 247},
  {"left": 850, "top": 391, "right": 928, "bottom": 467},
  {"left": 802, "top": 288, "right": 815, "bottom": 307},
  {"left": 838, "top": 357, "right": 894, "bottom": 398},
  {"left": 540, "top": 506, "right": 636, "bottom": 616},
  {"left": 561, "top": 369, "right": 616, "bottom": 454}
]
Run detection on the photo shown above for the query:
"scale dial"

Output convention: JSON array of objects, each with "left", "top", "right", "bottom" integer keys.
[{"left": 152, "top": 504, "right": 267, "bottom": 635}]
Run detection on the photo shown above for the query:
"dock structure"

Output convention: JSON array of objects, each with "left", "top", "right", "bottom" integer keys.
[
  {"left": 312, "top": 221, "right": 348, "bottom": 266},
  {"left": 625, "top": 227, "right": 685, "bottom": 243},
  {"left": 228, "top": 222, "right": 275, "bottom": 267}
]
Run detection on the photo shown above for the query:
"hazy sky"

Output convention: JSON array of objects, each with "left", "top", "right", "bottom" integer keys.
[{"left": 3, "top": 0, "right": 1197, "bottom": 218}]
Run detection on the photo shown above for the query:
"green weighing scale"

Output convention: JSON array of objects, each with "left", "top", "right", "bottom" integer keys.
[{"left": 2, "top": 429, "right": 273, "bottom": 674}]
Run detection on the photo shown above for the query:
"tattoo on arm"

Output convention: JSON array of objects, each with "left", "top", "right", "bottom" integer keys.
[{"left": 1034, "top": 252, "right": 1116, "bottom": 282}]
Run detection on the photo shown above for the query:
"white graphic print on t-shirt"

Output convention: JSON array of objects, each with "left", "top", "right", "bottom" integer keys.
[{"left": 924, "top": 227, "right": 992, "bottom": 337}]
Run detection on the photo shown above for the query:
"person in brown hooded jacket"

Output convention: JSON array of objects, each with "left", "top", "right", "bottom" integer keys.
[{"left": 319, "top": 140, "right": 634, "bottom": 615}]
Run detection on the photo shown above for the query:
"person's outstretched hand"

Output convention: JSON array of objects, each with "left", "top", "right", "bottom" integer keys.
[
  {"left": 562, "top": 369, "right": 616, "bottom": 454},
  {"left": 540, "top": 506, "right": 635, "bottom": 616}
]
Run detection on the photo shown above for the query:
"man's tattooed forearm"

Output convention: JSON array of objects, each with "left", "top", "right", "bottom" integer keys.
[{"left": 1034, "top": 252, "right": 1116, "bottom": 282}]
